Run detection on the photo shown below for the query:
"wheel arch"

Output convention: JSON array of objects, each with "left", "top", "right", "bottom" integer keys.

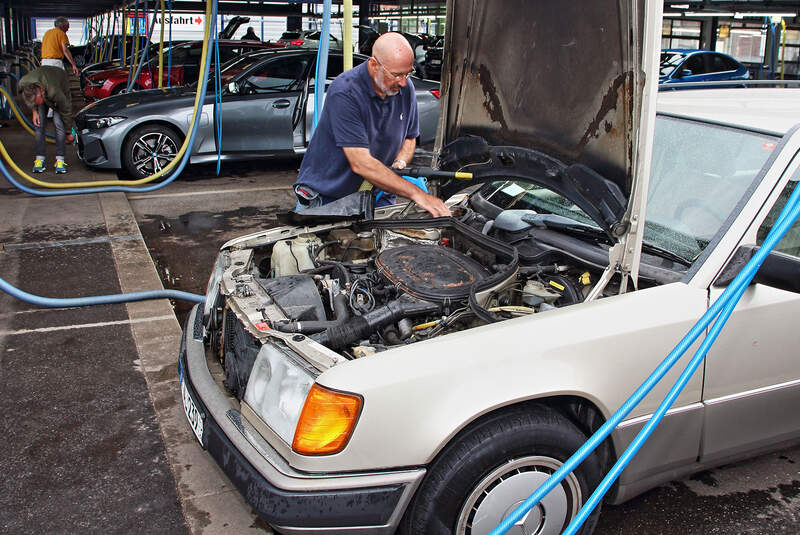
[{"left": 427, "top": 395, "right": 617, "bottom": 490}]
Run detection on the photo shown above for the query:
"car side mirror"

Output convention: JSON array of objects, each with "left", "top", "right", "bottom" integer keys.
[
  {"left": 714, "top": 245, "right": 800, "bottom": 293},
  {"left": 227, "top": 81, "right": 239, "bottom": 94},
  {"left": 679, "top": 68, "right": 693, "bottom": 77}
]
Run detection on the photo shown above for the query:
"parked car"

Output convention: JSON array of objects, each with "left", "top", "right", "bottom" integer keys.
[
  {"left": 423, "top": 36, "right": 444, "bottom": 80},
  {"left": 79, "top": 40, "right": 189, "bottom": 90},
  {"left": 82, "top": 39, "right": 278, "bottom": 100},
  {"left": 659, "top": 49, "right": 750, "bottom": 86},
  {"left": 276, "top": 30, "right": 342, "bottom": 51},
  {"left": 75, "top": 50, "right": 441, "bottom": 178},
  {"left": 70, "top": 34, "right": 149, "bottom": 69},
  {"left": 177, "top": 2, "right": 800, "bottom": 533}
]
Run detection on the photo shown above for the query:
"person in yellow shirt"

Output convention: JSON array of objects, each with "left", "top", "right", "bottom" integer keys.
[{"left": 41, "top": 17, "right": 79, "bottom": 77}]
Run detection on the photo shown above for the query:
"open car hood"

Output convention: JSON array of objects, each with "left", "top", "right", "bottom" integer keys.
[{"left": 434, "top": 0, "right": 656, "bottom": 236}]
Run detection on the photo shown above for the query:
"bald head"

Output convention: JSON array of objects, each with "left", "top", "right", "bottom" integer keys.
[{"left": 372, "top": 33, "right": 414, "bottom": 65}]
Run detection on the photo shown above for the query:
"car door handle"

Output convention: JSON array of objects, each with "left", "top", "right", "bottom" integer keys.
[{"left": 273, "top": 99, "right": 291, "bottom": 109}]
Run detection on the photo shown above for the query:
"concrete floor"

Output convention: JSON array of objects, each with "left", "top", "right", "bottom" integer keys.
[{"left": 1, "top": 96, "right": 800, "bottom": 535}]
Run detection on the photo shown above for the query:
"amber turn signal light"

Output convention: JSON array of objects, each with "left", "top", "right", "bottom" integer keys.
[{"left": 292, "top": 383, "right": 362, "bottom": 455}]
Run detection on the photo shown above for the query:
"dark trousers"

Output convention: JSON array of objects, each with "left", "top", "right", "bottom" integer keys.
[{"left": 35, "top": 103, "right": 65, "bottom": 159}]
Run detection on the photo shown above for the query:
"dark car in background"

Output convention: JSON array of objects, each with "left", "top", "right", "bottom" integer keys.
[
  {"left": 76, "top": 50, "right": 441, "bottom": 178},
  {"left": 660, "top": 49, "right": 750, "bottom": 86},
  {"left": 83, "top": 39, "right": 278, "bottom": 100},
  {"left": 423, "top": 36, "right": 444, "bottom": 80}
]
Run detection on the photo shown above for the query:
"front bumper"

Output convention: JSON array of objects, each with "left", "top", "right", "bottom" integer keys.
[{"left": 179, "top": 304, "right": 425, "bottom": 534}]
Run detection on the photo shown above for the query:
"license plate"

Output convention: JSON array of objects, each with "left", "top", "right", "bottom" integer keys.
[
  {"left": 181, "top": 379, "right": 205, "bottom": 445},
  {"left": 430, "top": 59, "right": 441, "bottom": 65}
]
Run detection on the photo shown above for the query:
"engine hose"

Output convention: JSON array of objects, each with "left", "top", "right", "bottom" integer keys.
[
  {"left": 0, "top": 0, "right": 217, "bottom": 192},
  {"left": 315, "top": 295, "right": 439, "bottom": 349},
  {"left": 272, "top": 293, "right": 350, "bottom": 334},
  {"left": 0, "top": 275, "right": 204, "bottom": 306}
]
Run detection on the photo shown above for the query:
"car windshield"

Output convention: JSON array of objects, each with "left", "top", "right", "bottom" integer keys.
[
  {"left": 477, "top": 115, "right": 778, "bottom": 264},
  {"left": 660, "top": 52, "right": 685, "bottom": 77}
]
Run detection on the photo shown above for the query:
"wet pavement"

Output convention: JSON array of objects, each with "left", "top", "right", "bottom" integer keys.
[{"left": 2, "top": 104, "right": 800, "bottom": 535}]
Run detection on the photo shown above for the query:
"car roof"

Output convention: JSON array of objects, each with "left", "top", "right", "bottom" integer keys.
[{"left": 657, "top": 88, "right": 800, "bottom": 136}]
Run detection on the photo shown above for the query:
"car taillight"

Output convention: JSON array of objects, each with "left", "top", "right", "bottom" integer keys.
[
  {"left": 291, "top": 39, "right": 304, "bottom": 46},
  {"left": 431, "top": 89, "right": 441, "bottom": 99}
]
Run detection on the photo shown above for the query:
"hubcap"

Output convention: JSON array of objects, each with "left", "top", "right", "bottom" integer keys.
[
  {"left": 131, "top": 132, "right": 178, "bottom": 175},
  {"left": 457, "top": 456, "right": 581, "bottom": 535}
]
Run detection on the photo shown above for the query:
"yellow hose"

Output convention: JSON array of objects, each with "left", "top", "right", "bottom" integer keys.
[{"left": 1, "top": 0, "right": 213, "bottom": 188}]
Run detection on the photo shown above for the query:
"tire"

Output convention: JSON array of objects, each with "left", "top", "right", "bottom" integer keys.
[
  {"left": 122, "top": 124, "right": 182, "bottom": 179},
  {"left": 398, "top": 405, "right": 603, "bottom": 535}
]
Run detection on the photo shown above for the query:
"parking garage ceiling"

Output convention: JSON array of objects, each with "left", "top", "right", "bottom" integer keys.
[{"left": 16, "top": 0, "right": 800, "bottom": 21}]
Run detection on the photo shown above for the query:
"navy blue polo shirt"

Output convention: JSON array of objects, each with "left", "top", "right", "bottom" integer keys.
[{"left": 295, "top": 61, "right": 419, "bottom": 200}]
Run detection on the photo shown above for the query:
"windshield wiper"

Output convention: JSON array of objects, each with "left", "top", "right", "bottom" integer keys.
[
  {"left": 521, "top": 213, "right": 609, "bottom": 240},
  {"left": 640, "top": 243, "right": 692, "bottom": 267},
  {"left": 522, "top": 213, "right": 692, "bottom": 267}
]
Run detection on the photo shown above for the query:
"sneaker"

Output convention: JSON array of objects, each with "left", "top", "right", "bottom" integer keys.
[
  {"left": 55, "top": 160, "right": 67, "bottom": 174},
  {"left": 33, "top": 158, "right": 45, "bottom": 173}
]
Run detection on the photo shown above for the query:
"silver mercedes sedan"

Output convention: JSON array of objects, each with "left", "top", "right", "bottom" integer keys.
[{"left": 75, "top": 50, "right": 441, "bottom": 178}]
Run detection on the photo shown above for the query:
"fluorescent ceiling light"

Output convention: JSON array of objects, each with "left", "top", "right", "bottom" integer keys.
[
  {"left": 734, "top": 12, "right": 797, "bottom": 19},
  {"left": 672, "top": 4, "right": 690, "bottom": 8},
  {"left": 684, "top": 11, "right": 734, "bottom": 17}
]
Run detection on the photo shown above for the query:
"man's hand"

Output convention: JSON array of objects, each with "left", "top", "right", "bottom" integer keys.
[
  {"left": 411, "top": 190, "right": 451, "bottom": 218},
  {"left": 32, "top": 110, "right": 40, "bottom": 127},
  {"left": 71, "top": 64, "right": 79, "bottom": 77},
  {"left": 66, "top": 133, "right": 75, "bottom": 144}
]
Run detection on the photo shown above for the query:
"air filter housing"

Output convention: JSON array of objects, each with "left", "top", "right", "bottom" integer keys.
[{"left": 376, "top": 245, "right": 490, "bottom": 303}]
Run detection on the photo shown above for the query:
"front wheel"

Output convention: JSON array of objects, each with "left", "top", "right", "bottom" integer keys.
[
  {"left": 122, "top": 124, "right": 182, "bottom": 179},
  {"left": 398, "top": 405, "right": 603, "bottom": 535}
]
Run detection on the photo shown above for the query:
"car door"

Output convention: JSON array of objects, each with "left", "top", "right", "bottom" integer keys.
[
  {"left": 219, "top": 55, "right": 311, "bottom": 153},
  {"left": 701, "top": 149, "right": 800, "bottom": 464}
]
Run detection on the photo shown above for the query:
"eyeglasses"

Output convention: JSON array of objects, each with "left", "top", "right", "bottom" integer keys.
[{"left": 372, "top": 57, "right": 414, "bottom": 80}]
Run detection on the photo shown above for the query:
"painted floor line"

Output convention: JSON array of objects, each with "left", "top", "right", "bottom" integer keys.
[
  {"left": 0, "top": 314, "right": 176, "bottom": 336},
  {"left": 3, "top": 234, "right": 140, "bottom": 251},
  {"left": 127, "top": 185, "right": 293, "bottom": 201}
]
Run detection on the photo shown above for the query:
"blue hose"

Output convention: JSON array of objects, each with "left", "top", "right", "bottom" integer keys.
[
  {"left": 0, "top": 1, "right": 217, "bottom": 198},
  {"left": 167, "top": 0, "right": 173, "bottom": 87},
  {"left": 490, "top": 159, "right": 800, "bottom": 534},
  {"left": 213, "top": 31, "right": 222, "bottom": 175},
  {"left": 312, "top": 0, "right": 332, "bottom": 133},
  {"left": 0, "top": 276, "right": 205, "bottom": 306}
]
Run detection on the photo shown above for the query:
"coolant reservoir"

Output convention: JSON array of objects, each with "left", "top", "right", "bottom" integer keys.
[
  {"left": 522, "top": 280, "right": 561, "bottom": 306},
  {"left": 270, "top": 233, "right": 323, "bottom": 277}
]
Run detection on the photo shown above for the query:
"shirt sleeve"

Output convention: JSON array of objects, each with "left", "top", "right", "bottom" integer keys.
[
  {"left": 59, "top": 30, "right": 70, "bottom": 48},
  {"left": 328, "top": 91, "right": 370, "bottom": 148},
  {"left": 405, "top": 82, "right": 420, "bottom": 139}
]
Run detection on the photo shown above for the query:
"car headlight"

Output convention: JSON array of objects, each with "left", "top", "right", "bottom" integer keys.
[
  {"left": 88, "top": 78, "right": 106, "bottom": 87},
  {"left": 203, "top": 251, "right": 229, "bottom": 319},
  {"left": 86, "top": 116, "right": 126, "bottom": 129},
  {"left": 244, "top": 342, "right": 316, "bottom": 445}
]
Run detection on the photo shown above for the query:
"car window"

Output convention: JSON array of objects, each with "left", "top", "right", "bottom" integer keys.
[
  {"left": 757, "top": 168, "right": 800, "bottom": 257},
  {"left": 478, "top": 116, "right": 777, "bottom": 264},
  {"left": 709, "top": 53, "right": 734, "bottom": 73},
  {"left": 308, "top": 56, "right": 367, "bottom": 87},
  {"left": 659, "top": 52, "right": 685, "bottom": 77},
  {"left": 682, "top": 54, "right": 706, "bottom": 76},
  {"left": 241, "top": 56, "right": 310, "bottom": 93},
  {"left": 281, "top": 32, "right": 301, "bottom": 40},
  {"left": 218, "top": 46, "right": 240, "bottom": 63}
]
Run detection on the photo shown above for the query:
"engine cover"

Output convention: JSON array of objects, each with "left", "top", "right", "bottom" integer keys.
[{"left": 375, "top": 245, "right": 490, "bottom": 303}]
